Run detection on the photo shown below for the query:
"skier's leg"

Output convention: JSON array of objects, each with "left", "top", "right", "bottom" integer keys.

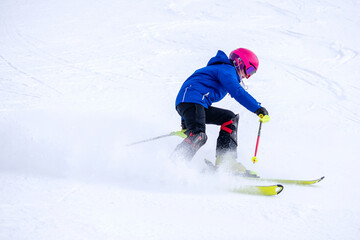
[
  {"left": 205, "top": 107, "right": 247, "bottom": 174},
  {"left": 215, "top": 114, "right": 239, "bottom": 159},
  {"left": 204, "top": 106, "right": 238, "bottom": 157},
  {"left": 174, "top": 103, "right": 208, "bottom": 160}
]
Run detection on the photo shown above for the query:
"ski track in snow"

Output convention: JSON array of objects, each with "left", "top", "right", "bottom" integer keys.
[
  {"left": 282, "top": 63, "right": 346, "bottom": 100},
  {"left": 330, "top": 44, "right": 358, "bottom": 65},
  {"left": 0, "top": 54, "right": 63, "bottom": 95},
  {"left": 1, "top": 0, "right": 360, "bottom": 239}
]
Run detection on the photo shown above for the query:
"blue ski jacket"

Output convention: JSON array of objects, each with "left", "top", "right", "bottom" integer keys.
[{"left": 175, "top": 50, "right": 261, "bottom": 113}]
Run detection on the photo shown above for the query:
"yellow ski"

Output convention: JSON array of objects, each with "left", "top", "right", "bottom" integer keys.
[
  {"left": 232, "top": 184, "right": 284, "bottom": 196},
  {"left": 204, "top": 159, "right": 324, "bottom": 185},
  {"left": 243, "top": 176, "right": 325, "bottom": 185}
]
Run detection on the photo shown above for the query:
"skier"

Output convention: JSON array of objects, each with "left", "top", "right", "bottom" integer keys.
[{"left": 174, "top": 48, "right": 270, "bottom": 175}]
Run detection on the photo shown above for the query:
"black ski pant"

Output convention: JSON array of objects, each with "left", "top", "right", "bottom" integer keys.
[{"left": 176, "top": 102, "right": 238, "bottom": 159}]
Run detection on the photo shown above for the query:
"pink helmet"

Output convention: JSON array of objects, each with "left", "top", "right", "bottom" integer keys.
[{"left": 229, "top": 48, "right": 259, "bottom": 79}]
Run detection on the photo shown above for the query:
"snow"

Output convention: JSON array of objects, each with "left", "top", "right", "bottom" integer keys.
[{"left": 1, "top": 0, "right": 360, "bottom": 239}]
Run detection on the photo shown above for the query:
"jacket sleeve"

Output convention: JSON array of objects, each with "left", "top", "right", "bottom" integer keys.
[{"left": 217, "top": 67, "right": 261, "bottom": 112}]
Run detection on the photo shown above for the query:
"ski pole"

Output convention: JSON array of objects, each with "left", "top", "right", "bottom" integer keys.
[
  {"left": 126, "top": 130, "right": 187, "bottom": 146},
  {"left": 252, "top": 114, "right": 264, "bottom": 164}
]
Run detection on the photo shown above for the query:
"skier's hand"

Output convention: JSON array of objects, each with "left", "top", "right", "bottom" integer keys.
[
  {"left": 259, "top": 114, "right": 270, "bottom": 123},
  {"left": 254, "top": 107, "right": 270, "bottom": 123},
  {"left": 255, "top": 106, "right": 268, "bottom": 116}
]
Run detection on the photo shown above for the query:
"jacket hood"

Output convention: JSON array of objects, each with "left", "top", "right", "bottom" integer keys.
[{"left": 207, "top": 50, "right": 233, "bottom": 66}]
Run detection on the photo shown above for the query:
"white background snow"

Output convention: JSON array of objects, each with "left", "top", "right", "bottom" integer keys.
[{"left": 1, "top": 0, "right": 360, "bottom": 239}]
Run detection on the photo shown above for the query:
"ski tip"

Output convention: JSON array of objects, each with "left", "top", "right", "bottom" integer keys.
[
  {"left": 231, "top": 184, "right": 284, "bottom": 196},
  {"left": 276, "top": 184, "right": 284, "bottom": 195},
  {"left": 258, "top": 184, "right": 284, "bottom": 196},
  {"left": 319, "top": 176, "right": 325, "bottom": 182}
]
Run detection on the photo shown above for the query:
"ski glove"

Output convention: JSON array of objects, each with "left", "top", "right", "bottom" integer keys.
[
  {"left": 254, "top": 107, "right": 270, "bottom": 123},
  {"left": 254, "top": 107, "right": 268, "bottom": 116}
]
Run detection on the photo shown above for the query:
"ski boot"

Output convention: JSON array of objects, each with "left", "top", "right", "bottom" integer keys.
[
  {"left": 203, "top": 157, "right": 258, "bottom": 177},
  {"left": 173, "top": 131, "right": 207, "bottom": 161},
  {"left": 215, "top": 155, "right": 258, "bottom": 177},
  {"left": 215, "top": 114, "right": 258, "bottom": 177},
  {"left": 216, "top": 153, "right": 244, "bottom": 174}
]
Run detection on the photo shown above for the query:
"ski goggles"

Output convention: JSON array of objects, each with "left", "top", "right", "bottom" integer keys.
[
  {"left": 234, "top": 58, "right": 257, "bottom": 79},
  {"left": 244, "top": 66, "right": 256, "bottom": 78}
]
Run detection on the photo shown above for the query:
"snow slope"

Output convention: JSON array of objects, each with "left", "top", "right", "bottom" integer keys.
[{"left": 1, "top": 0, "right": 360, "bottom": 239}]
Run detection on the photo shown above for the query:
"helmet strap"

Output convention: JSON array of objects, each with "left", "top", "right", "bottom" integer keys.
[
  {"left": 240, "top": 79, "right": 248, "bottom": 90},
  {"left": 233, "top": 59, "right": 249, "bottom": 90}
]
